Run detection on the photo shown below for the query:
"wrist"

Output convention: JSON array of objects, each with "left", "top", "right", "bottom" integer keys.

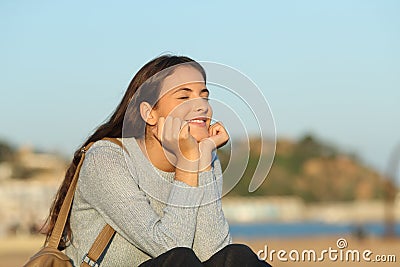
[
  {"left": 199, "top": 139, "right": 216, "bottom": 154},
  {"left": 176, "top": 156, "right": 199, "bottom": 173},
  {"left": 181, "top": 147, "right": 200, "bottom": 161},
  {"left": 199, "top": 142, "right": 214, "bottom": 172},
  {"left": 175, "top": 167, "right": 199, "bottom": 187}
]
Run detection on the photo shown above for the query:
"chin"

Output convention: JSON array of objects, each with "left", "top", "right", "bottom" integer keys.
[{"left": 192, "top": 132, "right": 210, "bottom": 142}]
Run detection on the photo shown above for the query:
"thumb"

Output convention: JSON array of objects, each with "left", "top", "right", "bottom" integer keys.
[{"left": 180, "top": 120, "right": 190, "bottom": 138}]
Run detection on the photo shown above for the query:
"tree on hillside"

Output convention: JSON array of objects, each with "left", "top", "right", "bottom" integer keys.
[{"left": 0, "top": 140, "right": 14, "bottom": 162}]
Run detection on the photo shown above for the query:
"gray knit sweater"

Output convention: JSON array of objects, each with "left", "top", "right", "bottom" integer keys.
[{"left": 65, "top": 137, "right": 232, "bottom": 266}]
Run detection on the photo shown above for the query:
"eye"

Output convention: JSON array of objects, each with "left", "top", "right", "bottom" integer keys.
[
  {"left": 178, "top": 96, "right": 189, "bottom": 100},
  {"left": 201, "top": 94, "right": 210, "bottom": 101}
]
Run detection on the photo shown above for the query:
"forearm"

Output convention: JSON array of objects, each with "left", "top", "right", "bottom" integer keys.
[
  {"left": 175, "top": 168, "right": 198, "bottom": 187},
  {"left": 193, "top": 159, "right": 232, "bottom": 261},
  {"left": 175, "top": 151, "right": 200, "bottom": 187}
]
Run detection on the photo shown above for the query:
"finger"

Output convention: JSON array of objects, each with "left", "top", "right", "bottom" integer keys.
[
  {"left": 163, "top": 116, "right": 173, "bottom": 142},
  {"left": 180, "top": 120, "right": 190, "bottom": 139},
  {"left": 214, "top": 122, "right": 228, "bottom": 135},
  {"left": 210, "top": 123, "right": 222, "bottom": 136},
  {"left": 172, "top": 117, "right": 182, "bottom": 139},
  {"left": 214, "top": 125, "right": 221, "bottom": 135},
  {"left": 208, "top": 122, "right": 229, "bottom": 148},
  {"left": 209, "top": 122, "right": 219, "bottom": 136}
]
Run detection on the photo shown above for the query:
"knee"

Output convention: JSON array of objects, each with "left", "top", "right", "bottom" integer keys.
[
  {"left": 219, "top": 244, "right": 272, "bottom": 266},
  {"left": 223, "top": 244, "right": 254, "bottom": 256},
  {"left": 168, "top": 247, "right": 199, "bottom": 260},
  {"left": 205, "top": 244, "right": 271, "bottom": 267}
]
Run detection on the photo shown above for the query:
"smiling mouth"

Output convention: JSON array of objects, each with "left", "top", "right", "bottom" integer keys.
[{"left": 186, "top": 118, "right": 207, "bottom": 127}]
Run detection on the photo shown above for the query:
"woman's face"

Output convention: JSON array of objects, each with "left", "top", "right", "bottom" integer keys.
[{"left": 151, "top": 66, "right": 212, "bottom": 142}]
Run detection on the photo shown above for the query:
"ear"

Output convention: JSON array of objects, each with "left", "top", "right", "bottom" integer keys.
[{"left": 140, "top": 102, "right": 158, "bottom": 126}]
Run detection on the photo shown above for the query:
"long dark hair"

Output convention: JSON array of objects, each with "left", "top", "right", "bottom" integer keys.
[{"left": 44, "top": 54, "right": 206, "bottom": 249}]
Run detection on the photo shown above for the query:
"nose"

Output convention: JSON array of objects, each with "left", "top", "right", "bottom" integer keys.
[{"left": 193, "top": 97, "right": 209, "bottom": 113}]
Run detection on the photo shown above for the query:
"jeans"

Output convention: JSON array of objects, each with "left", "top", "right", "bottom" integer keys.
[{"left": 139, "top": 244, "right": 272, "bottom": 267}]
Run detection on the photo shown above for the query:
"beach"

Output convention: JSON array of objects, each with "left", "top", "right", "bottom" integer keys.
[{"left": 3, "top": 235, "right": 399, "bottom": 267}]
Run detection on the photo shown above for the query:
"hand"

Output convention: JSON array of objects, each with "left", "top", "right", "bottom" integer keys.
[
  {"left": 153, "top": 116, "right": 200, "bottom": 170},
  {"left": 152, "top": 116, "right": 200, "bottom": 186},
  {"left": 198, "top": 122, "right": 229, "bottom": 171},
  {"left": 199, "top": 122, "right": 229, "bottom": 152}
]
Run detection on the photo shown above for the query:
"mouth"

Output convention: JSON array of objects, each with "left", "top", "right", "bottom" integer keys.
[{"left": 186, "top": 117, "right": 208, "bottom": 127}]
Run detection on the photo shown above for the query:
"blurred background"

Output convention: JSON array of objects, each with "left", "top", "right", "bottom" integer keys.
[{"left": 1, "top": 1, "right": 399, "bottom": 266}]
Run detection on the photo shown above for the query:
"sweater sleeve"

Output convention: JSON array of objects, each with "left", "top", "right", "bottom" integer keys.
[
  {"left": 77, "top": 143, "right": 204, "bottom": 258},
  {"left": 192, "top": 156, "right": 232, "bottom": 261}
]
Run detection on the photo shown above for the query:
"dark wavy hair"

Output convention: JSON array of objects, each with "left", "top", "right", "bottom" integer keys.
[{"left": 44, "top": 54, "right": 206, "bottom": 249}]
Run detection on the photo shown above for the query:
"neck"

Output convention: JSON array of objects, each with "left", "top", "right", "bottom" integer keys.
[{"left": 137, "top": 136, "right": 176, "bottom": 172}]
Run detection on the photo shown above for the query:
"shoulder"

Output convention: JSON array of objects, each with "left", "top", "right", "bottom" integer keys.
[
  {"left": 80, "top": 138, "right": 129, "bottom": 173},
  {"left": 87, "top": 138, "right": 124, "bottom": 154},
  {"left": 78, "top": 139, "right": 137, "bottom": 189}
]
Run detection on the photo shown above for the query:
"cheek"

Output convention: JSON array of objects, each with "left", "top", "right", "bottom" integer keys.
[
  {"left": 168, "top": 102, "right": 192, "bottom": 117},
  {"left": 156, "top": 101, "right": 182, "bottom": 117}
]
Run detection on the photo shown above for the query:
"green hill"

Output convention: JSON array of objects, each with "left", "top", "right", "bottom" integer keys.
[{"left": 220, "top": 134, "right": 388, "bottom": 202}]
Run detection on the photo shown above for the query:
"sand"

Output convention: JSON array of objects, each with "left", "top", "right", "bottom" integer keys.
[{"left": 2, "top": 235, "right": 399, "bottom": 267}]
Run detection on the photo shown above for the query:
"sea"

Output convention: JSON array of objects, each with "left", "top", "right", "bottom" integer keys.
[{"left": 229, "top": 221, "right": 400, "bottom": 238}]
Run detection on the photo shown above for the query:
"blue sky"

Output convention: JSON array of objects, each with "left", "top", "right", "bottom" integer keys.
[{"left": 1, "top": 1, "right": 399, "bottom": 179}]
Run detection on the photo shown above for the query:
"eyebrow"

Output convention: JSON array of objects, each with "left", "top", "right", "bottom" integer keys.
[{"left": 172, "top": 87, "right": 209, "bottom": 95}]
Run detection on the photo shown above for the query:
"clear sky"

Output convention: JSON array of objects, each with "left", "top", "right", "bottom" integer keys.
[{"left": 1, "top": 1, "right": 399, "bottom": 179}]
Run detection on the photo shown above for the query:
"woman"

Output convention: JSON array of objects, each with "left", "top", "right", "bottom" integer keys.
[{"left": 45, "top": 55, "right": 271, "bottom": 266}]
